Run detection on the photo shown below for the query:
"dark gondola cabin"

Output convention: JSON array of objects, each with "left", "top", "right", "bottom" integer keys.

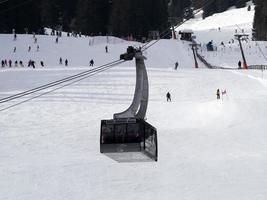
[
  {"left": 100, "top": 118, "right": 158, "bottom": 162},
  {"left": 100, "top": 47, "right": 158, "bottom": 162}
]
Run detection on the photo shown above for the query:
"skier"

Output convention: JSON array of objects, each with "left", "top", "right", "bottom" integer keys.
[
  {"left": 28, "top": 46, "right": 31, "bottom": 52},
  {"left": 13, "top": 47, "right": 16, "bottom": 53},
  {"left": 13, "top": 33, "right": 17, "bottom": 41},
  {"left": 65, "top": 59, "right": 68, "bottom": 66},
  {"left": 1, "top": 60, "right": 4, "bottom": 67},
  {"left": 166, "top": 92, "right": 171, "bottom": 102},
  {"left": 19, "top": 61, "right": 24, "bottom": 67},
  {"left": 89, "top": 59, "right": 94, "bottom": 66},
  {"left": 216, "top": 89, "right": 220, "bottom": 99},
  {"left": 174, "top": 61, "right": 179, "bottom": 70},
  {"left": 59, "top": 57, "right": 62, "bottom": 65},
  {"left": 32, "top": 60, "right": 36, "bottom": 69},
  {"left": 40, "top": 61, "right": 44, "bottom": 67},
  {"left": 15, "top": 60, "right": 18, "bottom": 67},
  {"left": 8, "top": 60, "right": 12, "bottom": 67},
  {"left": 105, "top": 45, "right": 108, "bottom": 53},
  {"left": 238, "top": 60, "right": 242, "bottom": 69},
  {"left": 55, "top": 37, "right": 59, "bottom": 43},
  {"left": 37, "top": 45, "right": 40, "bottom": 52}
]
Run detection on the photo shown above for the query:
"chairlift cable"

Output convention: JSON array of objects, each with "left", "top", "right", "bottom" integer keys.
[
  {"left": 0, "top": 60, "right": 125, "bottom": 112},
  {"left": 0, "top": 59, "right": 122, "bottom": 104}
]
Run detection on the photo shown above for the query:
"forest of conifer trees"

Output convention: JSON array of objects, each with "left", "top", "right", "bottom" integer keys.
[{"left": 0, "top": 0, "right": 264, "bottom": 40}]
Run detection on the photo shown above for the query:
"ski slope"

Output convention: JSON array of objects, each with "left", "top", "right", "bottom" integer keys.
[
  {"left": 1, "top": 3, "right": 267, "bottom": 200},
  {"left": 178, "top": 2, "right": 267, "bottom": 68}
]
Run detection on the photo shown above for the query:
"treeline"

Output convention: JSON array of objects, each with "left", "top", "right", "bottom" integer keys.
[
  {"left": 253, "top": 0, "right": 267, "bottom": 41},
  {"left": 0, "top": 0, "right": 170, "bottom": 39},
  {"left": 0, "top": 0, "right": 252, "bottom": 38}
]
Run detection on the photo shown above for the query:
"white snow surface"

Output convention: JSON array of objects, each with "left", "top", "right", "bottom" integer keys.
[{"left": 1, "top": 4, "right": 267, "bottom": 200}]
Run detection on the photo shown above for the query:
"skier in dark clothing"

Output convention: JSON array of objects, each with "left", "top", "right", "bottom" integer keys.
[
  {"left": 105, "top": 46, "right": 108, "bottom": 53},
  {"left": 31, "top": 60, "right": 35, "bottom": 68},
  {"left": 238, "top": 60, "right": 242, "bottom": 69},
  {"left": 89, "top": 59, "right": 94, "bottom": 66},
  {"left": 19, "top": 61, "right": 23, "bottom": 67},
  {"left": 59, "top": 57, "right": 62, "bottom": 65},
  {"left": 166, "top": 92, "right": 171, "bottom": 102},
  {"left": 65, "top": 59, "right": 68, "bottom": 66},
  {"left": 8, "top": 60, "right": 12, "bottom": 67},
  {"left": 1, "top": 60, "right": 4, "bottom": 67},
  {"left": 216, "top": 89, "right": 220, "bottom": 99},
  {"left": 175, "top": 61, "right": 178, "bottom": 70},
  {"left": 40, "top": 61, "right": 44, "bottom": 67}
]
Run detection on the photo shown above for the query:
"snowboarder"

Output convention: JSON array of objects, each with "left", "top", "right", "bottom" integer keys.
[
  {"left": 65, "top": 59, "right": 68, "bottom": 66},
  {"left": 216, "top": 89, "right": 220, "bottom": 99},
  {"left": 59, "top": 57, "right": 62, "bottom": 65},
  {"left": 238, "top": 60, "right": 242, "bottom": 69},
  {"left": 175, "top": 61, "right": 179, "bottom": 70},
  {"left": 89, "top": 59, "right": 94, "bottom": 66},
  {"left": 166, "top": 92, "right": 171, "bottom": 102}
]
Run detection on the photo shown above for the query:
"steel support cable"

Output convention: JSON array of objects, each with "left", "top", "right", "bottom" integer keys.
[
  {"left": 0, "top": 60, "right": 125, "bottom": 112},
  {"left": 0, "top": 59, "right": 122, "bottom": 104}
]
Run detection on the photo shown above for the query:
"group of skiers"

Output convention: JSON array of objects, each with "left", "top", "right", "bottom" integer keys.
[{"left": 1, "top": 59, "right": 44, "bottom": 68}]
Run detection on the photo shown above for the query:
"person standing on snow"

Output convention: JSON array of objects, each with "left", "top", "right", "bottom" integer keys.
[
  {"left": 238, "top": 60, "right": 242, "bottom": 69},
  {"left": 166, "top": 92, "right": 171, "bottom": 102},
  {"left": 216, "top": 89, "right": 220, "bottom": 99},
  {"left": 89, "top": 59, "right": 94, "bottom": 66},
  {"left": 65, "top": 59, "right": 68, "bottom": 66},
  {"left": 175, "top": 61, "right": 179, "bottom": 70}
]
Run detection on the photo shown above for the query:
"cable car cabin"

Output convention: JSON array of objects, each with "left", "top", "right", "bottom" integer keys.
[{"left": 100, "top": 118, "right": 158, "bottom": 162}]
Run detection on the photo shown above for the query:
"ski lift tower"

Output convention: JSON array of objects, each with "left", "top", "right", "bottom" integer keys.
[
  {"left": 189, "top": 43, "right": 201, "bottom": 68},
  {"left": 100, "top": 46, "right": 158, "bottom": 162},
  {"left": 235, "top": 34, "right": 249, "bottom": 69}
]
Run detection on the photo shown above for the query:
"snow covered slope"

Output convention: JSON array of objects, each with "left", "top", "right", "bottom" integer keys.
[
  {"left": 178, "top": 2, "right": 267, "bottom": 68},
  {"left": 1, "top": 3, "right": 267, "bottom": 200},
  {"left": 0, "top": 34, "right": 196, "bottom": 69}
]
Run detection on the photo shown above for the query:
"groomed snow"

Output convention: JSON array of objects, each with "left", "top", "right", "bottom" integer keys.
[{"left": 1, "top": 3, "right": 267, "bottom": 200}]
